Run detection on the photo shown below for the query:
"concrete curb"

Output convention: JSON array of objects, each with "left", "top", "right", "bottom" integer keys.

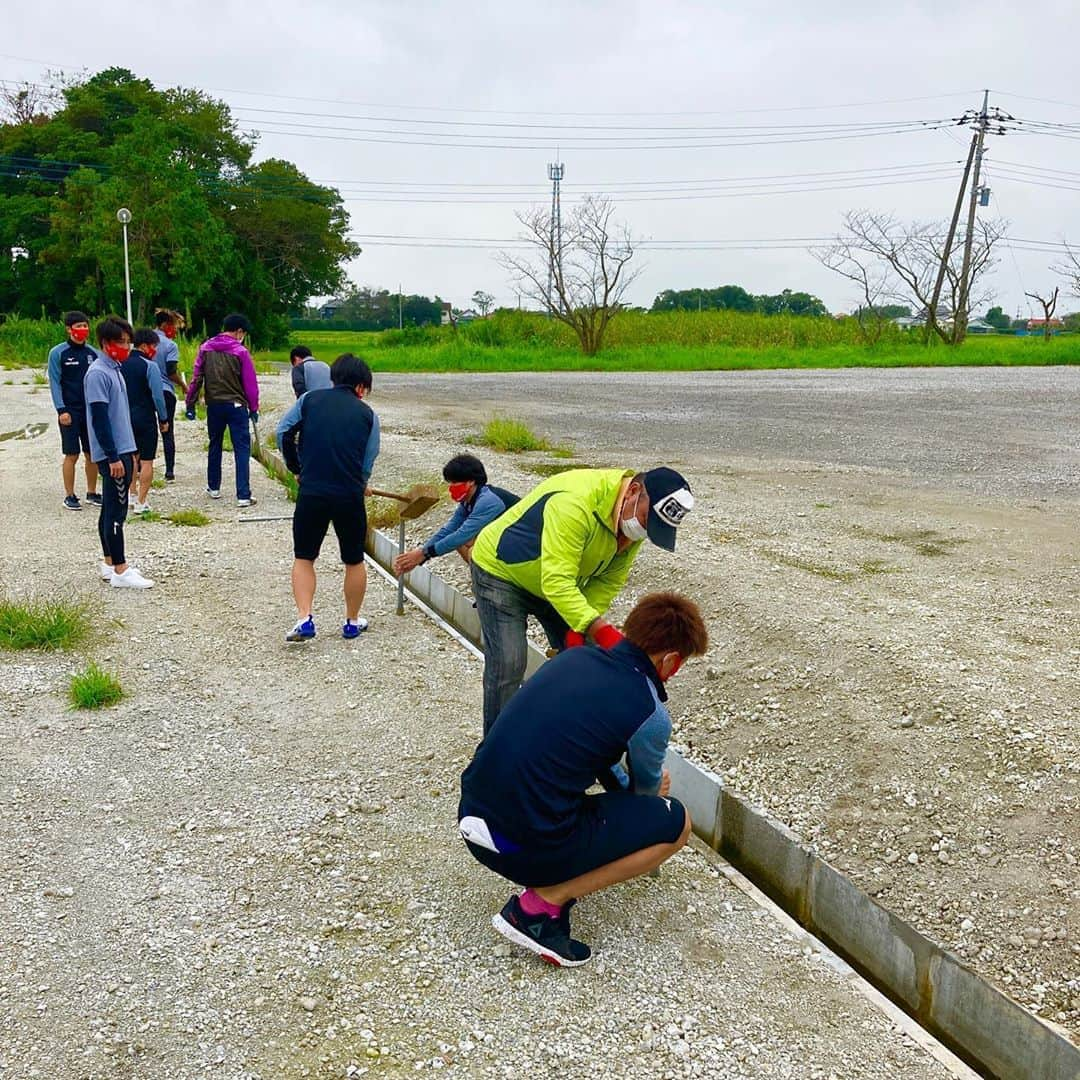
[{"left": 256, "top": 446, "right": 1079, "bottom": 1080}]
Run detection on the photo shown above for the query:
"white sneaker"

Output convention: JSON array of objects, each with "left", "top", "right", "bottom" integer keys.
[
  {"left": 99, "top": 562, "right": 114, "bottom": 581},
  {"left": 110, "top": 566, "right": 155, "bottom": 589},
  {"left": 207, "top": 488, "right": 221, "bottom": 500},
  {"left": 237, "top": 496, "right": 257, "bottom": 508},
  {"left": 132, "top": 501, "right": 149, "bottom": 514}
]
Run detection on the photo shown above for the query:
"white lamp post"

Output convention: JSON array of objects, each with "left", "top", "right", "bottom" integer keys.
[{"left": 116, "top": 208, "right": 133, "bottom": 325}]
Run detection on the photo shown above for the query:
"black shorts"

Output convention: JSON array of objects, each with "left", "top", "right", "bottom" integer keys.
[
  {"left": 462, "top": 791, "right": 686, "bottom": 889},
  {"left": 58, "top": 409, "right": 90, "bottom": 456},
  {"left": 131, "top": 417, "right": 159, "bottom": 461},
  {"left": 292, "top": 490, "right": 367, "bottom": 565}
]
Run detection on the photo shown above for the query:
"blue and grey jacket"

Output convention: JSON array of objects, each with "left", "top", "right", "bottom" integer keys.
[
  {"left": 458, "top": 639, "right": 671, "bottom": 850},
  {"left": 422, "top": 484, "right": 518, "bottom": 560},
  {"left": 47, "top": 341, "right": 98, "bottom": 413}
]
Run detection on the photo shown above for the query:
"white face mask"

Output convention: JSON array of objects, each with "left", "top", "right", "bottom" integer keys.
[{"left": 620, "top": 490, "right": 648, "bottom": 542}]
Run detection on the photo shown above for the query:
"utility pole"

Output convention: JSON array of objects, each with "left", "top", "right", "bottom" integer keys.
[
  {"left": 955, "top": 90, "right": 991, "bottom": 342},
  {"left": 546, "top": 160, "right": 564, "bottom": 316},
  {"left": 398, "top": 283, "right": 403, "bottom": 330}
]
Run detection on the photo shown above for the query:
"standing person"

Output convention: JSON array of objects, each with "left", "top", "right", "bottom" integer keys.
[
  {"left": 276, "top": 354, "right": 380, "bottom": 642},
  {"left": 392, "top": 454, "right": 518, "bottom": 575},
  {"left": 184, "top": 313, "right": 259, "bottom": 507},
  {"left": 153, "top": 309, "right": 187, "bottom": 482},
  {"left": 123, "top": 330, "right": 170, "bottom": 514},
  {"left": 469, "top": 467, "right": 695, "bottom": 734},
  {"left": 46, "top": 311, "right": 101, "bottom": 511},
  {"left": 458, "top": 592, "right": 708, "bottom": 965},
  {"left": 84, "top": 318, "right": 153, "bottom": 589},
  {"left": 289, "top": 345, "right": 332, "bottom": 399}
]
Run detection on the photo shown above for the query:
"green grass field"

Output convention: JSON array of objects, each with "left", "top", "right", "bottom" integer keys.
[{"left": 3, "top": 310, "right": 1078, "bottom": 373}]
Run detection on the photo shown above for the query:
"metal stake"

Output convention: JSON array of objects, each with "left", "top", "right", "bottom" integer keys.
[{"left": 396, "top": 518, "right": 406, "bottom": 615}]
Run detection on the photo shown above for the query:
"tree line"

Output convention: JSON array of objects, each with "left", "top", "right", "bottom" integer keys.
[
  {"left": 650, "top": 285, "right": 829, "bottom": 317},
  {"left": 0, "top": 68, "right": 357, "bottom": 345}
]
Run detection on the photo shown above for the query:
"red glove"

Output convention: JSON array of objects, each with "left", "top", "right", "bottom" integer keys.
[
  {"left": 593, "top": 623, "right": 624, "bottom": 650},
  {"left": 564, "top": 629, "right": 586, "bottom": 649}
]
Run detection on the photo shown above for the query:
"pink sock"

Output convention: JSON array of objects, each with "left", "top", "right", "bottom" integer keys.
[{"left": 519, "top": 888, "right": 562, "bottom": 918}]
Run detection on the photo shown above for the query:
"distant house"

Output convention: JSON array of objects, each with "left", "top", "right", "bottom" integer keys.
[
  {"left": 319, "top": 300, "right": 342, "bottom": 320},
  {"left": 1027, "top": 317, "right": 1064, "bottom": 333},
  {"left": 966, "top": 317, "right": 996, "bottom": 334},
  {"left": 440, "top": 301, "right": 453, "bottom": 326}
]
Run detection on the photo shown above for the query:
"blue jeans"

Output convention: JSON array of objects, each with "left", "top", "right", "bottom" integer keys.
[
  {"left": 206, "top": 401, "right": 252, "bottom": 499},
  {"left": 471, "top": 563, "right": 569, "bottom": 735}
]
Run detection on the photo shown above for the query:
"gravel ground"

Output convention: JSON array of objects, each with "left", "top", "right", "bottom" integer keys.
[
  {"left": 364, "top": 367, "right": 1080, "bottom": 1040},
  {"left": 0, "top": 373, "right": 955, "bottom": 1079}
]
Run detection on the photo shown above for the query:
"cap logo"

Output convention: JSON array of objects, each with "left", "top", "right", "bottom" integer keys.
[{"left": 654, "top": 488, "right": 693, "bottom": 527}]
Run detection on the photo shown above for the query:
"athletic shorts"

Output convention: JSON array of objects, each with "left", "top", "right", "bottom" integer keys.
[
  {"left": 292, "top": 490, "right": 367, "bottom": 565},
  {"left": 131, "top": 417, "right": 159, "bottom": 461},
  {"left": 461, "top": 791, "right": 687, "bottom": 889},
  {"left": 58, "top": 409, "right": 90, "bottom": 456}
]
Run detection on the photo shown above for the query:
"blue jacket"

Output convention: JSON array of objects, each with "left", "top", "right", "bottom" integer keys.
[
  {"left": 458, "top": 639, "right": 671, "bottom": 850},
  {"left": 424, "top": 484, "right": 518, "bottom": 559}
]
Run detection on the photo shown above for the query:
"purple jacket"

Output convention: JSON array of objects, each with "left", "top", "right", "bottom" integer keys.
[{"left": 186, "top": 333, "right": 260, "bottom": 412}]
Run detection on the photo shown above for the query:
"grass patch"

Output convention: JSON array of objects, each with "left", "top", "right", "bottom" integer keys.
[
  {"left": 151, "top": 478, "right": 166, "bottom": 490},
  {"left": 0, "top": 597, "right": 91, "bottom": 650},
  {"left": 31, "top": 372, "right": 47, "bottom": 385},
  {"left": 468, "top": 416, "right": 552, "bottom": 453},
  {"left": 521, "top": 461, "right": 580, "bottom": 477},
  {"left": 68, "top": 662, "right": 123, "bottom": 710},
  {"left": 168, "top": 509, "right": 211, "bottom": 527},
  {"left": 129, "top": 510, "right": 162, "bottom": 523}
]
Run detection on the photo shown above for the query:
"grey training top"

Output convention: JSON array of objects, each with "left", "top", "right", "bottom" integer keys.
[
  {"left": 84, "top": 356, "right": 137, "bottom": 463},
  {"left": 153, "top": 330, "right": 181, "bottom": 397}
]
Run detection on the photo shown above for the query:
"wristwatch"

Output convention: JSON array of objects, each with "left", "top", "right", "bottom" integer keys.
[{"left": 422, "top": 543, "right": 437, "bottom": 563}]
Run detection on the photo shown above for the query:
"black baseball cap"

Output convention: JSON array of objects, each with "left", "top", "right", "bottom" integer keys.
[
  {"left": 642, "top": 467, "right": 694, "bottom": 551},
  {"left": 222, "top": 313, "right": 252, "bottom": 333}
]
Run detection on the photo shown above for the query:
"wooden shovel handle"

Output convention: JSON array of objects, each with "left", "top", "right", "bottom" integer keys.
[{"left": 367, "top": 487, "right": 409, "bottom": 502}]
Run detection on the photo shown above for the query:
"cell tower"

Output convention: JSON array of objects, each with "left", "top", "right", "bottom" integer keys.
[{"left": 546, "top": 160, "right": 564, "bottom": 314}]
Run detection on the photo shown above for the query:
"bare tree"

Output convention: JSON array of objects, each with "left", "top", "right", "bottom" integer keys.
[
  {"left": 499, "top": 195, "right": 640, "bottom": 356},
  {"left": 1024, "top": 286, "right": 1059, "bottom": 340},
  {"left": 471, "top": 290, "right": 495, "bottom": 317},
  {"left": 811, "top": 239, "right": 892, "bottom": 344},
  {"left": 1052, "top": 243, "right": 1080, "bottom": 300},
  {"left": 816, "top": 210, "right": 1006, "bottom": 345},
  {"left": 0, "top": 76, "right": 63, "bottom": 125}
]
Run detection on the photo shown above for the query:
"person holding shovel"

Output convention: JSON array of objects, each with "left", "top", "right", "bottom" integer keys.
[
  {"left": 470, "top": 466, "right": 695, "bottom": 734},
  {"left": 275, "top": 353, "right": 380, "bottom": 642},
  {"left": 392, "top": 454, "right": 518, "bottom": 575},
  {"left": 184, "top": 313, "right": 259, "bottom": 507}
]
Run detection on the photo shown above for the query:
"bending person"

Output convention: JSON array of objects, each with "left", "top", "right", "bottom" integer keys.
[
  {"left": 392, "top": 454, "right": 518, "bottom": 575},
  {"left": 459, "top": 591, "right": 708, "bottom": 966},
  {"left": 470, "top": 466, "right": 694, "bottom": 734},
  {"left": 276, "top": 354, "right": 380, "bottom": 643}
]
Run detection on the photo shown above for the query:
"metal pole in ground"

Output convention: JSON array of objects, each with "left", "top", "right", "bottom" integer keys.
[
  {"left": 117, "top": 208, "right": 133, "bottom": 326},
  {"left": 396, "top": 518, "right": 406, "bottom": 615}
]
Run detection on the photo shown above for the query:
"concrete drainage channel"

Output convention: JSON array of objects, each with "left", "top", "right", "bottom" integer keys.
[{"left": 254, "top": 445, "right": 1080, "bottom": 1080}]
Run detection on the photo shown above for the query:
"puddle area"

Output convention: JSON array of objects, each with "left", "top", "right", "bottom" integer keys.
[{"left": 0, "top": 422, "right": 48, "bottom": 442}]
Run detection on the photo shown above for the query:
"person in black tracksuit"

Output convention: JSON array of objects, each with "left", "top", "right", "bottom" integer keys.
[
  {"left": 122, "top": 330, "right": 170, "bottom": 511},
  {"left": 276, "top": 353, "right": 381, "bottom": 643},
  {"left": 46, "top": 310, "right": 101, "bottom": 511},
  {"left": 458, "top": 592, "right": 708, "bottom": 966}
]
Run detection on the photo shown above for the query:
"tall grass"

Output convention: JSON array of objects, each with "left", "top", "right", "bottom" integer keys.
[
  {"left": 468, "top": 417, "right": 552, "bottom": 453},
  {"left": 0, "top": 597, "right": 92, "bottom": 650}
]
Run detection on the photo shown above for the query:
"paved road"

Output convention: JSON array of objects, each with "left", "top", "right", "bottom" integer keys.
[{"left": 379, "top": 367, "right": 1080, "bottom": 501}]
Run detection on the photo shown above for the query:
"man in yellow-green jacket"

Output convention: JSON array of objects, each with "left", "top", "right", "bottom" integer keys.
[{"left": 470, "top": 466, "right": 694, "bottom": 734}]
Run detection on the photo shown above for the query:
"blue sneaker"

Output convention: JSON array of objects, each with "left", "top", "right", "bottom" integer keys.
[
  {"left": 286, "top": 617, "right": 316, "bottom": 643},
  {"left": 342, "top": 618, "right": 369, "bottom": 640}
]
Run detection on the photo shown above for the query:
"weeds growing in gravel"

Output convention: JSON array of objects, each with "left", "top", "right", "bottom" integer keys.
[
  {"left": 469, "top": 417, "right": 552, "bottom": 453},
  {"left": 168, "top": 509, "right": 211, "bottom": 527},
  {"left": 0, "top": 597, "right": 91, "bottom": 650},
  {"left": 68, "top": 663, "right": 123, "bottom": 709}
]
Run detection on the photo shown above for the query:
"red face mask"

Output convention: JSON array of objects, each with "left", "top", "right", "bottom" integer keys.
[
  {"left": 104, "top": 341, "right": 131, "bottom": 362},
  {"left": 69, "top": 326, "right": 90, "bottom": 344},
  {"left": 142, "top": 345, "right": 158, "bottom": 361},
  {"left": 448, "top": 482, "right": 472, "bottom": 503},
  {"left": 161, "top": 324, "right": 176, "bottom": 339}
]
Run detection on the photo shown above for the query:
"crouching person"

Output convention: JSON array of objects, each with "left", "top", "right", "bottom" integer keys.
[{"left": 458, "top": 591, "right": 708, "bottom": 966}]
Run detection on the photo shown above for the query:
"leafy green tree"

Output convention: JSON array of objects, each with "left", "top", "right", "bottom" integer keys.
[
  {"left": 0, "top": 67, "right": 356, "bottom": 344},
  {"left": 984, "top": 305, "right": 1011, "bottom": 330}
]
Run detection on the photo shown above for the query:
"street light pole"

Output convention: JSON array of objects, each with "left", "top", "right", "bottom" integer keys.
[{"left": 116, "top": 208, "right": 133, "bottom": 325}]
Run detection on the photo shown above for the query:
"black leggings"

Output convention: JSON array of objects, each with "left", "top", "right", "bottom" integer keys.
[
  {"left": 162, "top": 393, "right": 177, "bottom": 474},
  {"left": 98, "top": 455, "right": 133, "bottom": 565}
]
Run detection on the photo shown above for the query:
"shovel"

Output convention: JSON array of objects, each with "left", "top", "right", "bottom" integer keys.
[{"left": 367, "top": 486, "right": 440, "bottom": 615}]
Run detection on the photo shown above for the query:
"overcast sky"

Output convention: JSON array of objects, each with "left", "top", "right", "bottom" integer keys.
[{"left": 5, "top": 1, "right": 1080, "bottom": 315}]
